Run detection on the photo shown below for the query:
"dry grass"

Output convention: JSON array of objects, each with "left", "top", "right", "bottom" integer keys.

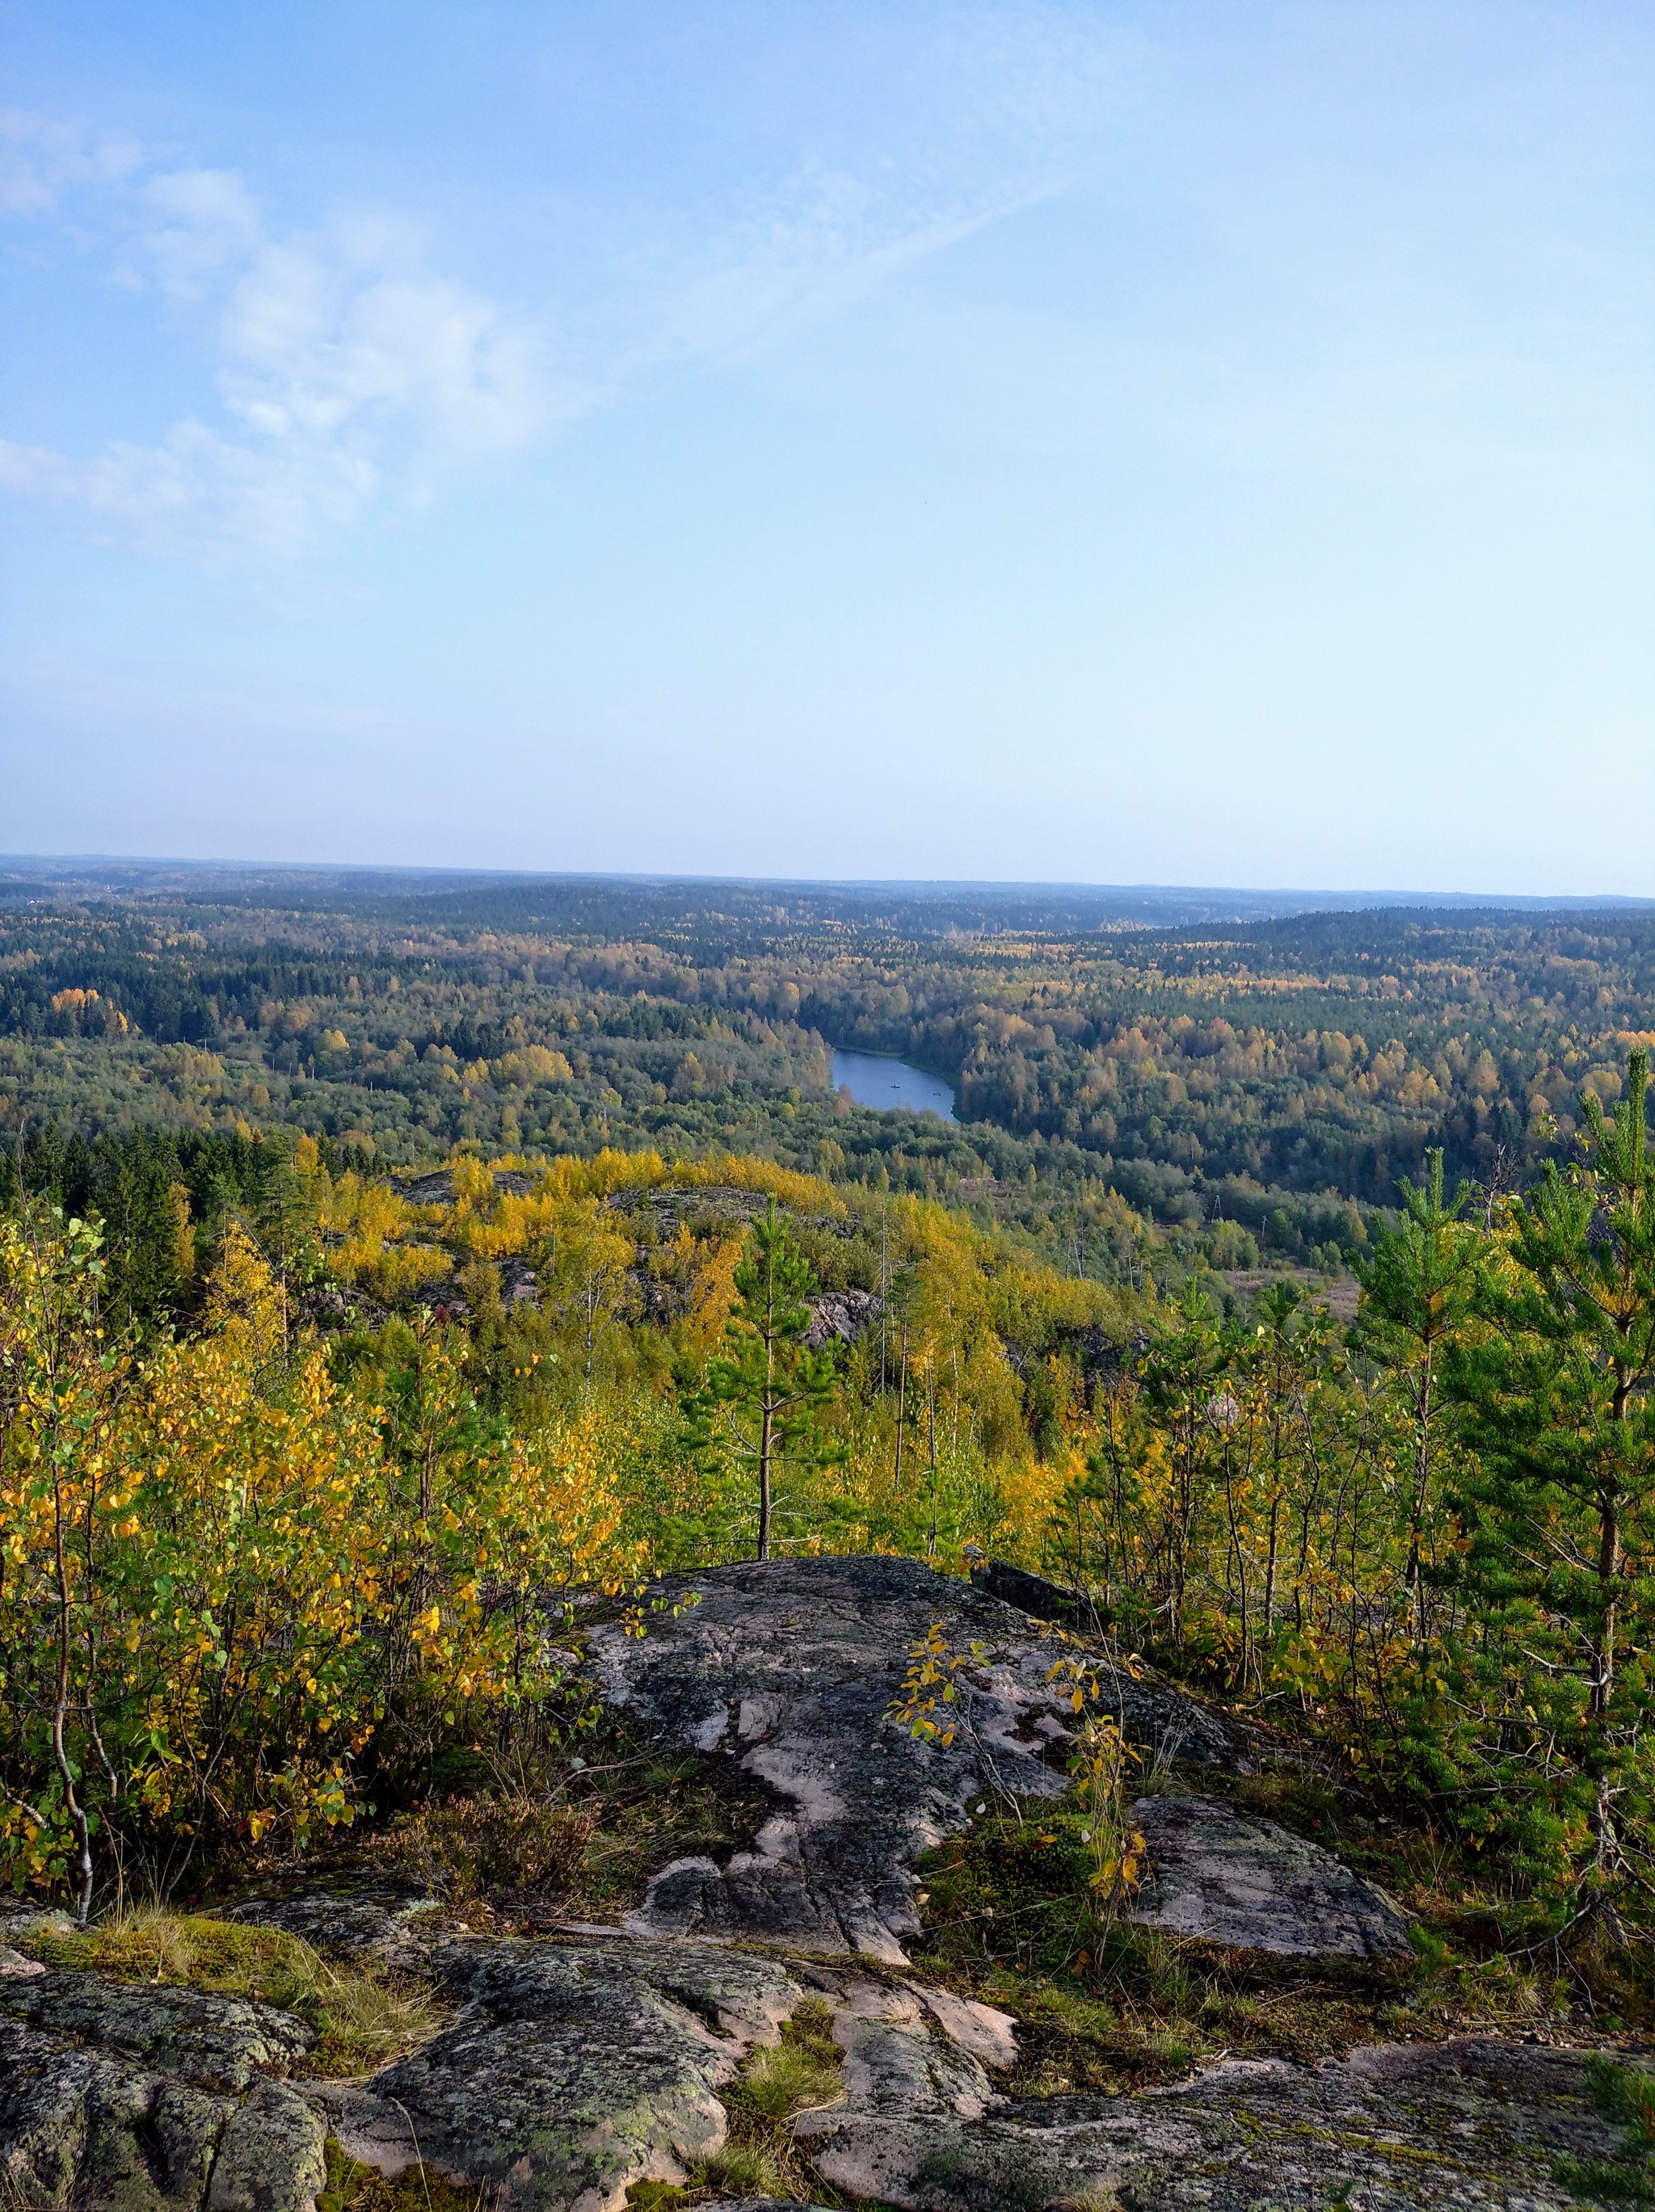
[
  {"left": 368, "top": 1795, "right": 595, "bottom": 1906},
  {"left": 318, "top": 2142, "right": 491, "bottom": 2212},
  {"left": 365, "top": 1720, "right": 777, "bottom": 1931},
  {"left": 21, "top": 1904, "right": 444, "bottom": 2077},
  {"left": 626, "top": 1998, "right": 848, "bottom": 2208}
]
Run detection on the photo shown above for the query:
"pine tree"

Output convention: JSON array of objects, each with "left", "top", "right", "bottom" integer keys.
[
  {"left": 690, "top": 1201, "right": 842, "bottom": 1561},
  {"left": 1354, "top": 1148, "right": 1480, "bottom": 1638},
  {"left": 1448, "top": 1050, "right": 1655, "bottom": 1907}
]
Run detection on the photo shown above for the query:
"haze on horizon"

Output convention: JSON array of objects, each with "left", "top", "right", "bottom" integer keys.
[{"left": 2, "top": 2, "right": 1650, "bottom": 896}]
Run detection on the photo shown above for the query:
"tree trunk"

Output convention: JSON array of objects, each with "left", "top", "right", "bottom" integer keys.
[
  {"left": 52, "top": 1482, "right": 94, "bottom": 1925},
  {"left": 895, "top": 1328, "right": 907, "bottom": 1491},
  {"left": 757, "top": 1398, "right": 773, "bottom": 1561}
]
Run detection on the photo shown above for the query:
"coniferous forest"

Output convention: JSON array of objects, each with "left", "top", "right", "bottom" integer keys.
[{"left": 7, "top": 862, "right": 1655, "bottom": 2157}]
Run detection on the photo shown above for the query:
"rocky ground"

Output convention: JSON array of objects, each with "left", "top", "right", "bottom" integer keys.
[{"left": 0, "top": 1555, "right": 1641, "bottom": 2210}]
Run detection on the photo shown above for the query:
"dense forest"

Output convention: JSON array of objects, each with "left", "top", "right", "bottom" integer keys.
[
  {"left": 4, "top": 864, "right": 1654, "bottom": 1288},
  {"left": 4, "top": 1045, "right": 1655, "bottom": 2019}
]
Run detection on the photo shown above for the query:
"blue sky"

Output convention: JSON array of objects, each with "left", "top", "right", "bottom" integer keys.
[{"left": 2, "top": 2, "right": 1650, "bottom": 892}]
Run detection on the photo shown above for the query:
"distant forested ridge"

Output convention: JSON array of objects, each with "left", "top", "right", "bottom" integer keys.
[{"left": 2, "top": 864, "right": 1653, "bottom": 1280}]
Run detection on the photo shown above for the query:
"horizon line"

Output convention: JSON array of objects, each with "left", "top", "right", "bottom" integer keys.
[{"left": 2, "top": 853, "right": 1653, "bottom": 912}]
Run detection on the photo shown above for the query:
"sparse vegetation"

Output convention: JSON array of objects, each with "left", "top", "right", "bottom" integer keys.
[
  {"left": 366, "top": 1723, "right": 779, "bottom": 1929},
  {"left": 1554, "top": 2057, "right": 1655, "bottom": 2204},
  {"left": 625, "top": 1999, "right": 847, "bottom": 2208},
  {"left": 318, "top": 2143, "right": 490, "bottom": 2212},
  {"left": 19, "top": 1905, "right": 444, "bottom": 2075}
]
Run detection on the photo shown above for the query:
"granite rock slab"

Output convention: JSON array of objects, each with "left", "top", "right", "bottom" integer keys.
[
  {"left": 1126, "top": 1792, "right": 1414, "bottom": 1956},
  {"left": 0, "top": 1966, "right": 314, "bottom": 2091},
  {"left": 591, "top": 1553, "right": 1234, "bottom": 1960},
  {"left": 801, "top": 2033, "right": 1635, "bottom": 2210},
  {"left": 318, "top": 1933, "right": 802, "bottom": 2211}
]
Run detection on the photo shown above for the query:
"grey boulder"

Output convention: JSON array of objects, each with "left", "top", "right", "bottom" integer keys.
[
  {"left": 316, "top": 1933, "right": 802, "bottom": 2210},
  {"left": 1126, "top": 1792, "right": 1413, "bottom": 1957}
]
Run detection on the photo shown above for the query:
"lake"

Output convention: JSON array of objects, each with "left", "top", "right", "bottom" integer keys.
[{"left": 831, "top": 1048, "right": 957, "bottom": 1121}]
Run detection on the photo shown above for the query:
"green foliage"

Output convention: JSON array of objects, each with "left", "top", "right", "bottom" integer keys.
[
  {"left": 735, "top": 1997, "right": 844, "bottom": 2118},
  {"left": 688, "top": 1997, "right": 845, "bottom": 2202},
  {"left": 684, "top": 1200, "right": 844, "bottom": 1558},
  {"left": 1447, "top": 1050, "right": 1655, "bottom": 1903}
]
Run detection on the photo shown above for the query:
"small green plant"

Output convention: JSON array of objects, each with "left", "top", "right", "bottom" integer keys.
[
  {"left": 738, "top": 2029, "right": 844, "bottom": 2121},
  {"left": 622, "top": 2186, "right": 689, "bottom": 2212},
  {"left": 1069, "top": 1714, "right": 1146, "bottom": 1920},
  {"left": 1554, "top": 2056, "right": 1655, "bottom": 2203},
  {"left": 684, "top": 1996, "right": 845, "bottom": 2202},
  {"left": 693, "top": 2138, "right": 792, "bottom": 2197}
]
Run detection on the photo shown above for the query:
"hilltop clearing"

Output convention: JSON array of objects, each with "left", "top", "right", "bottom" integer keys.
[{"left": 0, "top": 1558, "right": 1642, "bottom": 2211}]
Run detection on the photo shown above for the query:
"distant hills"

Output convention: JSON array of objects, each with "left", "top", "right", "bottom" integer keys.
[{"left": 2, "top": 856, "right": 1652, "bottom": 932}]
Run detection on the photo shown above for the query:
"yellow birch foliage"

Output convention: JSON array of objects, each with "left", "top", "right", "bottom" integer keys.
[{"left": 0, "top": 1219, "right": 652, "bottom": 1897}]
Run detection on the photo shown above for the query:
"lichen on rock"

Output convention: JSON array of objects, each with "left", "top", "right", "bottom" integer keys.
[
  {"left": 1125, "top": 1792, "right": 1415, "bottom": 1957},
  {"left": 314, "top": 1934, "right": 803, "bottom": 2210},
  {"left": 592, "top": 1554, "right": 1230, "bottom": 1962}
]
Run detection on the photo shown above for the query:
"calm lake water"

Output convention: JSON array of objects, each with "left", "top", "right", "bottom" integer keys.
[{"left": 831, "top": 1048, "right": 957, "bottom": 1121}]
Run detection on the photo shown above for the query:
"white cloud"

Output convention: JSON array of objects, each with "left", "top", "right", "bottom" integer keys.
[
  {"left": 0, "top": 109, "right": 139, "bottom": 216},
  {"left": 1, "top": 24, "right": 1118, "bottom": 563},
  {"left": 219, "top": 225, "right": 547, "bottom": 461},
  {"left": 3, "top": 148, "right": 553, "bottom": 561},
  {"left": 1, "top": 423, "right": 377, "bottom": 561},
  {"left": 141, "top": 168, "right": 259, "bottom": 298},
  {"left": 646, "top": 160, "right": 1057, "bottom": 371}
]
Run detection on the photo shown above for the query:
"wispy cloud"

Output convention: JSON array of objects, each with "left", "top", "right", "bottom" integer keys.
[
  {"left": 2, "top": 138, "right": 557, "bottom": 560},
  {"left": 0, "top": 108, "right": 140, "bottom": 215},
  {"left": 1, "top": 16, "right": 1122, "bottom": 563}
]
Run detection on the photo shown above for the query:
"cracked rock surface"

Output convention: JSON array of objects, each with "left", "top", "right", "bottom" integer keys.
[
  {"left": 591, "top": 1553, "right": 1234, "bottom": 1960},
  {"left": 801, "top": 2033, "right": 1627, "bottom": 2210},
  {"left": 0, "top": 1974, "right": 324, "bottom": 2212},
  {"left": 315, "top": 1933, "right": 802, "bottom": 2210},
  {"left": 0, "top": 1558, "right": 1633, "bottom": 2211},
  {"left": 1126, "top": 1792, "right": 1415, "bottom": 1957}
]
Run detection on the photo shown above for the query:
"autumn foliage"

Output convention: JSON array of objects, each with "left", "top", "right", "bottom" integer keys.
[{"left": 0, "top": 1213, "right": 644, "bottom": 1911}]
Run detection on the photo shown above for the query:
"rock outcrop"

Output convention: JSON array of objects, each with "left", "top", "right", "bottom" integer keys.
[
  {"left": 227, "top": 1876, "right": 443, "bottom": 1970},
  {"left": 0, "top": 1556, "right": 1634, "bottom": 2212},
  {"left": 801, "top": 2033, "right": 1627, "bottom": 2210},
  {"left": 591, "top": 1554, "right": 1234, "bottom": 1961},
  {"left": 0, "top": 1967, "right": 325, "bottom": 2212},
  {"left": 802, "top": 1289, "right": 882, "bottom": 1350},
  {"left": 314, "top": 1933, "right": 802, "bottom": 2210}
]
